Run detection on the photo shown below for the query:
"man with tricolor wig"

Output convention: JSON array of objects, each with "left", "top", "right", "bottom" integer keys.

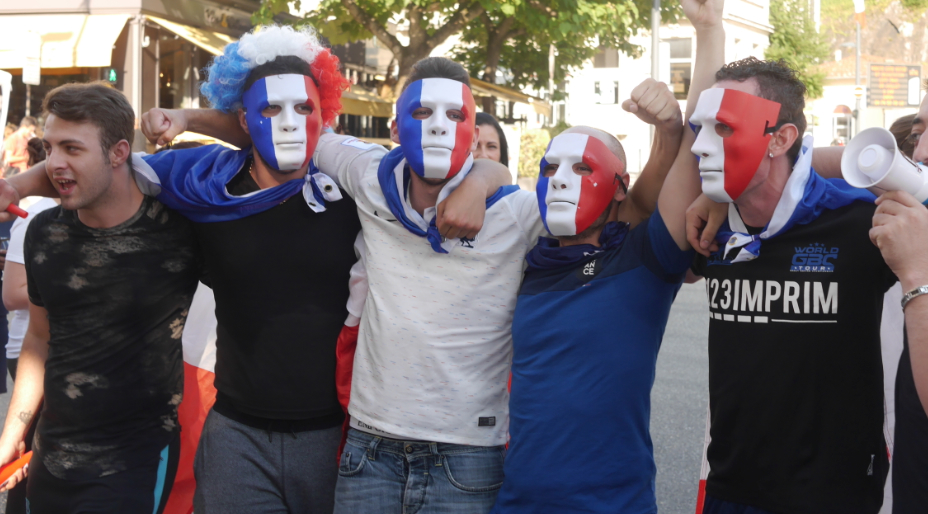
[{"left": 667, "top": 34, "right": 898, "bottom": 514}]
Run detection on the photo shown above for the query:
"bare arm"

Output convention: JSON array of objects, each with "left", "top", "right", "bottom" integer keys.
[
  {"left": 658, "top": 0, "right": 726, "bottom": 250},
  {"left": 0, "top": 163, "right": 58, "bottom": 223},
  {"left": 810, "top": 146, "right": 843, "bottom": 178},
  {"left": 2, "top": 261, "right": 28, "bottom": 311},
  {"left": 870, "top": 190, "right": 928, "bottom": 413},
  {"left": 0, "top": 302, "right": 49, "bottom": 491},
  {"left": 619, "top": 80, "right": 684, "bottom": 228},
  {"left": 141, "top": 108, "right": 250, "bottom": 149}
]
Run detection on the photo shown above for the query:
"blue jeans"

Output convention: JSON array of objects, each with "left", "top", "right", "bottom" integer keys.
[{"left": 334, "top": 428, "right": 506, "bottom": 514}]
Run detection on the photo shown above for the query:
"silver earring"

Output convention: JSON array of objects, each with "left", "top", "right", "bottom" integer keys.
[{"left": 769, "top": 152, "right": 774, "bottom": 158}]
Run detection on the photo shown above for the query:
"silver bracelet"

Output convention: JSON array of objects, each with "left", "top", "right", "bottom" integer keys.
[{"left": 901, "top": 285, "right": 928, "bottom": 310}]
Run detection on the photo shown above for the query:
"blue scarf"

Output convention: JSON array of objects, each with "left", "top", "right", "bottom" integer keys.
[
  {"left": 133, "top": 145, "right": 341, "bottom": 223},
  {"left": 713, "top": 137, "right": 875, "bottom": 264},
  {"left": 525, "top": 221, "right": 630, "bottom": 270},
  {"left": 377, "top": 146, "right": 519, "bottom": 253}
]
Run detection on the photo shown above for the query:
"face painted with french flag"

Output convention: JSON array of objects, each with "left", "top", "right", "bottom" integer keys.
[
  {"left": 536, "top": 132, "right": 625, "bottom": 236},
  {"left": 242, "top": 74, "right": 322, "bottom": 171},
  {"left": 690, "top": 88, "right": 782, "bottom": 203},
  {"left": 396, "top": 78, "right": 476, "bottom": 180}
]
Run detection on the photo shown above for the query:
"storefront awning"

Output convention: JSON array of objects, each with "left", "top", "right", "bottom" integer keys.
[
  {"left": 147, "top": 16, "right": 236, "bottom": 57},
  {"left": 341, "top": 86, "right": 393, "bottom": 118},
  {"left": 0, "top": 14, "right": 130, "bottom": 69},
  {"left": 470, "top": 77, "right": 551, "bottom": 117}
]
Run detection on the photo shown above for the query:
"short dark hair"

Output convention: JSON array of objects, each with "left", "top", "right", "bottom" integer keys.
[
  {"left": 715, "top": 57, "right": 806, "bottom": 161},
  {"left": 889, "top": 113, "right": 916, "bottom": 159},
  {"left": 19, "top": 116, "right": 36, "bottom": 129},
  {"left": 475, "top": 112, "right": 509, "bottom": 166},
  {"left": 402, "top": 57, "right": 470, "bottom": 93},
  {"left": 26, "top": 137, "right": 45, "bottom": 167},
  {"left": 243, "top": 55, "right": 316, "bottom": 92},
  {"left": 42, "top": 81, "right": 135, "bottom": 155}
]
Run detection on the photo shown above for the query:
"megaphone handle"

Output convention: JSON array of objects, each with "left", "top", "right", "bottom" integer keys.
[{"left": 6, "top": 205, "right": 26, "bottom": 219}]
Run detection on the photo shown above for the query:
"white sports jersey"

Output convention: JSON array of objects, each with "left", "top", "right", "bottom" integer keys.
[{"left": 314, "top": 134, "right": 544, "bottom": 446}]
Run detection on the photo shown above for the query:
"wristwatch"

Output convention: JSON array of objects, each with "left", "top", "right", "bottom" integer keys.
[{"left": 901, "top": 285, "right": 928, "bottom": 310}]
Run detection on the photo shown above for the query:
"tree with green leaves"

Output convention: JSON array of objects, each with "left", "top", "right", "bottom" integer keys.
[
  {"left": 451, "top": 0, "right": 680, "bottom": 112},
  {"left": 765, "top": 0, "right": 830, "bottom": 98},
  {"left": 254, "top": 0, "right": 496, "bottom": 91}
]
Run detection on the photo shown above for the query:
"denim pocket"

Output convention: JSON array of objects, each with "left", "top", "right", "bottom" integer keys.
[
  {"left": 338, "top": 448, "right": 367, "bottom": 477},
  {"left": 442, "top": 446, "right": 506, "bottom": 493}
]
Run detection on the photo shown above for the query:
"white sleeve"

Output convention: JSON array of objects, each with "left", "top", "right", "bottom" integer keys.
[
  {"left": 506, "top": 190, "right": 547, "bottom": 242},
  {"left": 312, "top": 134, "right": 387, "bottom": 200},
  {"left": 7, "top": 198, "right": 57, "bottom": 265},
  {"left": 344, "top": 232, "right": 369, "bottom": 327}
]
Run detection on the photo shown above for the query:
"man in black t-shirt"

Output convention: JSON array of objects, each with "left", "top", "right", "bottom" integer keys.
[
  {"left": 0, "top": 83, "right": 201, "bottom": 514},
  {"left": 673, "top": 56, "right": 898, "bottom": 513}
]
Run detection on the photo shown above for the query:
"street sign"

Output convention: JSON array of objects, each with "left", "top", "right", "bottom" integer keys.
[
  {"left": 22, "top": 31, "right": 41, "bottom": 86},
  {"left": 868, "top": 64, "right": 921, "bottom": 108}
]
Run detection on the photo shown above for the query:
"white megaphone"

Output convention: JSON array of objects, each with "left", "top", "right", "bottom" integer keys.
[{"left": 841, "top": 127, "right": 928, "bottom": 203}]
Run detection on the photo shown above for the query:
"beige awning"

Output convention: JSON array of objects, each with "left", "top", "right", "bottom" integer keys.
[
  {"left": 341, "top": 86, "right": 393, "bottom": 118},
  {"left": 0, "top": 14, "right": 130, "bottom": 69},
  {"left": 470, "top": 77, "right": 551, "bottom": 117},
  {"left": 147, "top": 16, "right": 236, "bottom": 57}
]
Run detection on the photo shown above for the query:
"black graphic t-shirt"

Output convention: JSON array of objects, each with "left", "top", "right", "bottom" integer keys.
[
  {"left": 25, "top": 197, "right": 201, "bottom": 480},
  {"left": 693, "top": 202, "right": 896, "bottom": 514},
  {"left": 892, "top": 332, "right": 928, "bottom": 512}
]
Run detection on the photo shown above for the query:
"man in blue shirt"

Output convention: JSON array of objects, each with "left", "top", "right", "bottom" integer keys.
[{"left": 492, "top": 0, "right": 724, "bottom": 511}]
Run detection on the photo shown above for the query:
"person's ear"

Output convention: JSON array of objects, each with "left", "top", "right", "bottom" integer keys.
[
  {"left": 109, "top": 140, "right": 131, "bottom": 168},
  {"left": 472, "top": 124, "right": 480, "bottom": 148},
  {"left": 237, "top": 109, "right": 250, "bottom": 136},
  {"left": 613, "top": 173, "right": 630, "bottom": 202},
  {"left": 390, "top": 119, "right": 400, "bottom": 145},
  {"left": 768, "top": 123, "right": 799, "bottom": 158}
]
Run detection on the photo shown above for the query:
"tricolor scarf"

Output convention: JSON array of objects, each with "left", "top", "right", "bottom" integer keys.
[
  {"left": 525, "top": 221, "right": 630, "bottom": 270},
  {"left": 377, "top": 146, "right": 519, "bottom": 254},
  {"left": 713, "top": 136, "right": 876, "bottom": 264},
  {"left": 133, "top": 145, "right": 342, "bottom": 223}
]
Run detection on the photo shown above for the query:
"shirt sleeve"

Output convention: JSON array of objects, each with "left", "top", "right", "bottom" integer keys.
[
  {"left": 24, "top": 216, "right": 43, "bottom": 307},
  {"left": 312, "top": 134, "right": 388, "bottom": 200},
  {"left": 642, "top": 207, "right": 695, "bottom": 278},
  {"left": 8, "top": 199, "right": 58, "bottom": 265},
  {"left": 505, "top": 190, "right": 547, "bottom": 242}
]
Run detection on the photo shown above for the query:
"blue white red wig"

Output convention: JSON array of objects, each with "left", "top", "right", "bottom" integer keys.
[{"left": 201, "top": 24, "right": 349, "bottom": 127}]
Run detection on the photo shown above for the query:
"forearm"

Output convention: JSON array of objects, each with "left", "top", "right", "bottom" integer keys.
[
  {"left": 0, "top": 332, "right": 46, "bottom": 446},
  {"left": 7, "top": 162, "right": 57, "bottom": 199},
  {"left": 469, "top": 159, "right": 512, "bottom": 198},
  {"left": 686, "top": 25, "right": 726, "bottom": 120},
  {"left": 624, "top": 124, "right": 684, "bottom": 227},
  {"left": 902, "top": 275, "right": 928, "bottom": 414},
  {"left": 183, "top": 109, "right": 250, "bottom": 149}
]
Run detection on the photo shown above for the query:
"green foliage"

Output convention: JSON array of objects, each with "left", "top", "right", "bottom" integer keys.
[
  {"left": 518, "top": 129, "right": 550, "bottom": 178},
  {"left": 451, "top": 0, "right": 682, "bottom": 93},
  {"left": 766, "top": 0, "right": 831, "bottom": 99}
]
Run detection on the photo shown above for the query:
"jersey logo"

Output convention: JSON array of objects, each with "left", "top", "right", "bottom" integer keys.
[
  {"left": 478, "top": 416, "right": 496, "bottom": 427},
  {"left": 459, "top": 236, "right": 476, "bottom": 248},
  {"left": 790, "top": 243, "right": 838, "bottom": 272}
]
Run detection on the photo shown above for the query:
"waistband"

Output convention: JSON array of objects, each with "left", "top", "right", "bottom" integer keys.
[{"left": 213, "top": 393, "right": 344, "bottom": 433}]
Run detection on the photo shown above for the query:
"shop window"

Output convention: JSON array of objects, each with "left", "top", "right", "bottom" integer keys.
[
  {"left": 594, "top": 81, "right": 618, "bottom": 104},
  {"left": 593, "top": 46, "right": 619, "bottom": 68},
  {"left": 666, "top": 38, "right": 693, "bottom": 100}
]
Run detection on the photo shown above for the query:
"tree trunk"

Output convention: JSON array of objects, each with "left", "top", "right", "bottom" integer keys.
[{"left": 480, "top": 15, "right": 516, "bottom": 117}]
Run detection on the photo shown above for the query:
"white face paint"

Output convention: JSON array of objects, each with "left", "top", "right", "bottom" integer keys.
[
  {"left": 690, "top": 88, "right": 730, "bottom": 202},
  {"left": 541, "top": 133, "right": 588, "bottom": 236}
]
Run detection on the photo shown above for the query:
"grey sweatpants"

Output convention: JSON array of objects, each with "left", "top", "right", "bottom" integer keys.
[{"left": 193, "top": 408, "right": 342, "bottom": 514}]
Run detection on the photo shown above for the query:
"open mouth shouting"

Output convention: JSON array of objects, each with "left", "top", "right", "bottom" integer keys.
[{"left": 55, "top": 178, "right": 77, "bottom": 195}]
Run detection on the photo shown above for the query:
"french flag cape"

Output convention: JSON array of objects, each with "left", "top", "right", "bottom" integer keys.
[
  {"left": 164, "top": 283, "right": 218, "bottom": 514},
  {"left": 692, "top": 141, "right": 903, "bottom": 514}
]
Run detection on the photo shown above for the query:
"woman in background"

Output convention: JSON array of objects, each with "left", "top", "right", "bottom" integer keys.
[{"left": 474, "top": 112, "right": 509, "bottom": 166}]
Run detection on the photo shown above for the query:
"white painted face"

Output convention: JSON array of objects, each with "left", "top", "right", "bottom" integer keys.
[
  {"left": 690, "top": 88, "right": 729, "bottom": 202},
  {"left": 541, "top": 133, "right": 586, "bottom": 235}
]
